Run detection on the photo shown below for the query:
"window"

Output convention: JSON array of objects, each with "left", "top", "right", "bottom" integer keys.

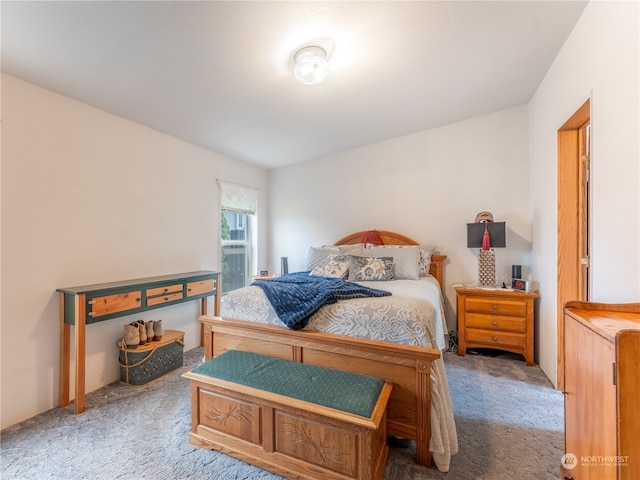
[
  {"left": 221, "top": 210, "right": 251, "bottom": 293},
  {"left": 218, "top": 181, "right": 258, "bottom": 294}
]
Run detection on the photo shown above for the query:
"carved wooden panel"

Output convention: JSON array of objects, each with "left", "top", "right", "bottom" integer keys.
[
  {"left": 198, "top": 389, "right": 261, "bottom": 444},
  {"left": 275, "top": 411, "right": 358, "bottom": 477}
]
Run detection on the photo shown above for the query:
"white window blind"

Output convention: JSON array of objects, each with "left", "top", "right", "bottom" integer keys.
[{"left": 218, "top": 180, "right": 258, "bottom": 214}]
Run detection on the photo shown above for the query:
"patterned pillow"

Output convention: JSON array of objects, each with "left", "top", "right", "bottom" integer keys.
[
  {"left": 306, "top": 246, "right": 340, "bottom": 271},
  {"left": 418, "top": 245, "right": 435, "bottom": 277},
  {"left": 310, "top": 255, "right": 350, "bottom": 278},
  {"left": 348, "top": 256, "right": 395, "bottom": 281}
]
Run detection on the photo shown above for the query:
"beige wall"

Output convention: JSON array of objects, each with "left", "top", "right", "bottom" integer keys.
[
  {"left": 0, "top": 75, "right": 268, "bottom": 428},
  {"left": 269, "top": 105, "right": 534, "bottom": 332},
  {"left": 529, "top": 1, "right": 640, "bottom": 385},
  {"left": 2, "top": 0, "right": 637, "bottom": 429},
  {"left": 269, "top": 1, "right": 640, "bottom": 389}
]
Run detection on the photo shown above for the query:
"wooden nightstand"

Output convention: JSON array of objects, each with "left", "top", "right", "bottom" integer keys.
[{"left": 455, "top": 287, "right": 539, "bottom": 366}]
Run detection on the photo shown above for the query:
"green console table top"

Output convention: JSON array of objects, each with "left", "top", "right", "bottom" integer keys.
[{"left": 57, "top": 270, "right": 220, "bottom": 325}]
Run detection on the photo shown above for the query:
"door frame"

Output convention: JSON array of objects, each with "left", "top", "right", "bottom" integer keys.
[{"left": 557, "top": 98, "right": 590, "bottom": 390}]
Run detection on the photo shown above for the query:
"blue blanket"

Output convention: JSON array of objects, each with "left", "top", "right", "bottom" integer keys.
[{"left": 252, "top": 272, "right": 391, "bottom": 330}]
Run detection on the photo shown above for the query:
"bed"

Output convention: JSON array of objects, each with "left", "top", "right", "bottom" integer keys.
[{"left": 199, "top": 230, "right": 458, "bottom": 471}]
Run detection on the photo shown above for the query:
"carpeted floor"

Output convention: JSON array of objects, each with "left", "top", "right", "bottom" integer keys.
[{"left": 0, "top": 347, "right": 564, "bottom": 480}]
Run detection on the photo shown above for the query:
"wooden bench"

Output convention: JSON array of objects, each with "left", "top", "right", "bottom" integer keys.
[{"left": 183, "top": 350, "right": 392, "bottom": 480}]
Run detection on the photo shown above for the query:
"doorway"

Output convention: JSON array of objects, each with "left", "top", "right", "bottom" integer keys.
[{"left": 557, "top": 98, "right": 590, "bottom": 390}]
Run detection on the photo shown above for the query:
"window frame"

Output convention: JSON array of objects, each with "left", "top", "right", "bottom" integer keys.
[{"left": 220, "top": 209, "right": 254, "bottom": 294}]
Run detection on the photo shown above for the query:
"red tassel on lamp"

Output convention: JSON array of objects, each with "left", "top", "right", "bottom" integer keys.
[
  {"left": 482, "top": 222, "right": 491, "bottom": 250},
  {"left": 361, "top": 230, "right": 385, "bottom": 245}
]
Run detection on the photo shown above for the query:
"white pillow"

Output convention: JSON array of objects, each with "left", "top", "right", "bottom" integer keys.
[
  {"left": 365, "top": 245, "right": 420, "bottom": 280},
  {"left": 336, "top": 243, "right": 367, "bottom": 255}
]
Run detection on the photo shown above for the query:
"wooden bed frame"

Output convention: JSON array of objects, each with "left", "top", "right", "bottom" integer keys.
[{"left": 199, "top": 230, "right": 447, "bottom": 467}]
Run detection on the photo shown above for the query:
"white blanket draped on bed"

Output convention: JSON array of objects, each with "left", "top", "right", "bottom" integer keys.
[{"left": 221, "top": 275, "right": 459, "bottom": 472}]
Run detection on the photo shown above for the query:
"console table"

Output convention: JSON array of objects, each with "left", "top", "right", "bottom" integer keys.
[{"left": 57, "top": 270, "right": 221, "bottom": 413}]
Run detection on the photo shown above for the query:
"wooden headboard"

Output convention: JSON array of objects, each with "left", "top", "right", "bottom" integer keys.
[{"left": 334, "top": 230, "right": 446, "bottom": 291}]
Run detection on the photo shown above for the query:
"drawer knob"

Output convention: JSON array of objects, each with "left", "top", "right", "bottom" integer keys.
[
  {"left": 492, "top": 305, "right": 498, "bottom": 310},
  {"left": 492, "top": 321, "right": 497, "bottom": 326},
  {"left": 492, "top": 336, "right": 498, "bottom": 342}
]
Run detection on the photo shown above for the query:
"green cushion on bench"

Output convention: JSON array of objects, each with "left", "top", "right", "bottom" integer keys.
[{"left": 191, "top": 350, "right": 385, "bottom": 418}]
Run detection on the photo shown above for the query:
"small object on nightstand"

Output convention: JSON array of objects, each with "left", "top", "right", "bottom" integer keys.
[
  {"left": 511, "top": 278, "right": 530, "bottom": 292},
  {"left": 512, "top": 265, "right": 522, "bottom": 279},
  {"left": 252, "top": 274, "right": 277, "bottom": 281},
  {"left": 455, "top": 286, "right": 538, "bottom": 366}
]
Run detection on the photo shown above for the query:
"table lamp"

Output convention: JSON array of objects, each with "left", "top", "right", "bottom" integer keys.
[{"left": 467, "top": 212, "right": 506, "bottom": 287}]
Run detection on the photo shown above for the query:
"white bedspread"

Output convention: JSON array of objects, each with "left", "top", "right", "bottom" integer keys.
[{"left": 220, "top": 275, "right": 458, "bottom": 471}]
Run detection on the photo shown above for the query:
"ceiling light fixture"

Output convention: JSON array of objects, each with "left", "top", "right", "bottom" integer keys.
[{"left": 293, "top": 46, "right": 329, "bottom": 85}]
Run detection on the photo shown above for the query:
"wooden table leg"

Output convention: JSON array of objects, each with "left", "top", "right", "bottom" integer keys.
[
  {"left": 200, "top": 297, "right": 208, "bottom": 346},
  {"left": 74, "top": 294, "right": 86, "bottom": 414},
  {"left": 200, "top": 297, "right": 208, "bottom": 316},
  {"left": 214, "top": 274, "right": 221, "bottom": 315},
  {"left": 59, "top": 294, "right": 70, "bottom": 407}
]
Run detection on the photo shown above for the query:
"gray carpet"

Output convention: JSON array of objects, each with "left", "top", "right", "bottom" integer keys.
[{"left": 1, "top": 347, "right": 564, "bottom": 480}]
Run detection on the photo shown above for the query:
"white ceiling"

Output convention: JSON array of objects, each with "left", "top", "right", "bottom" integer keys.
[{"left": 1, "top": 1, "right": 587, "bottom": 170}]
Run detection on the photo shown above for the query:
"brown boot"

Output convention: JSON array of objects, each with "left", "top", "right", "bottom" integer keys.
[
  {"left": 135, "top": 321, "right": 147, "bottom": 345},
  {"left": 145, "top": 321, "right": 154, "bottom": 341},
  {"left": 123, "top": 323, "right": 139, "bottom": 349},
  {"left": 153, "top": 319, "right": 163, "bottom": 341}
]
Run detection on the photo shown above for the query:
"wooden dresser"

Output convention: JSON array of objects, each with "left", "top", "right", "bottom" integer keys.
[
  {"left": 562, "top": 301, "right": 640, "bottom": 480},
  {"left": 456, "top": 287, "right": 538, "bottom": 365}
]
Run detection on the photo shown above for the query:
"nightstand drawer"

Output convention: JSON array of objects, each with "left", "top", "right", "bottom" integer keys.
[
  {"left": 465, "top": 313, "right": 526, "bottom": 333},
  {"left": 146, "top": 292, "right": 183, "bottom": 306},
  {"left": 89, "top": 291, "right": 142, "bottom": 317},
  {"left": 465, "top": 297, "right": 526, "bottom": 316},
  {"left": 466, "top": 329, "right": 526, "bottom": 348},
  {"left": 147, "top": 284, "right": 183, "bottom": 297},
  {"left": 186, "top": 279, "right": 216, "bottom": 297}
]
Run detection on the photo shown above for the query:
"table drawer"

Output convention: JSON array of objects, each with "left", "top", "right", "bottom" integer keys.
[
  {"left": 187, "top": 279, "right": 216, "bottom": 297},
  {"left": 465, "top": 313, "right": 526, "bottom": 333},
  {"left": 146, "top": 284, "right": 183, "bottom": 297},
  {"left": 89, "top": 292, "right": 142, "bottom": 317},
  {"left": 465, "top": 297, "right": 526, "bottom": 316},
  {"left": 147, "top": 292, "right": 183, "bottom": 306},
  {"left": 466, "top": 329, "right": 526, "bottom": 348}
]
